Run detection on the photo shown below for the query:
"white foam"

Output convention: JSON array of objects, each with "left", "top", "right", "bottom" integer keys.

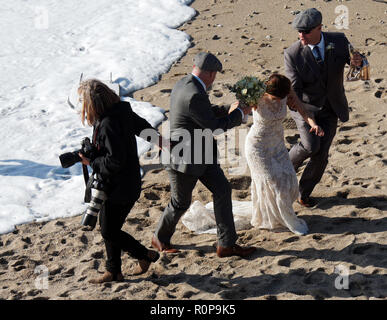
[{"left": 0, "top": 0, "right": 195, "bottom": 234}]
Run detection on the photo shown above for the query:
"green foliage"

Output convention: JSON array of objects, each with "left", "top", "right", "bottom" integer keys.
[{"left": 229, "top": 76, "right": 267, "bottom": 107}]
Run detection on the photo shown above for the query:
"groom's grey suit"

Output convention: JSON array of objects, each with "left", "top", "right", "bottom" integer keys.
[
  {"left": 285, "top": 31, "right": 351, "bottom": 200},
  {"left": 155, "top": 74, "right": 243, "bottom": 247}
]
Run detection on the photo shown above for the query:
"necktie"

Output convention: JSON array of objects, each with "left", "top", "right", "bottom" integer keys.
[{"left": 312, "top": 46, "right": 323, "bottom": 66}]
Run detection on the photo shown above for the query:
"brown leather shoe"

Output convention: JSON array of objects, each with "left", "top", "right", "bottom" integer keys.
[
  {"left": 151, "top": 235, "right": 179, "bottom": 253},
  {"left": 89, "top": 271, "right": 124, "bottom": 284},
  {"left": 131, "top": 249, "right": 160, "bottom": 275},
  {"left": 297, "top": 197, "right": 316, "bottom": 208},
  {"left": 217, "top": 244, "right": 256, "bottom": 258}
]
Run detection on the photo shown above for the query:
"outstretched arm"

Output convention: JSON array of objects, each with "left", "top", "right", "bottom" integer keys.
[{"left": 287, "top": 88, "right": 324, "bottom": 137}]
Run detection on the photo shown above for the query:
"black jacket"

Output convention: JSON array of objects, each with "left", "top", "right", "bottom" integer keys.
[{"left": 90, "top": 101, "right": 154, "bottom": 204}]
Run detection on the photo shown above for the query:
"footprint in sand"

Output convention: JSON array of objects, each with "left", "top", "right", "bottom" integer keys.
[
  {"left": 336, "top": 190, "right": 349, "bottom": 199},
  {"left": 277, "top": 256, "right": 297, "bottom": 267},
  {"left": 212, "top": 90, "right": 223, "bottom": 98},
  {"left": 229, "top": 176, "right": 251, "bottom": 190},
  {"left": 182, "top": 290, "right": 198, "bottom": 299},
  {"left": 282, "top": 236, "right": 299, "bottom": 243},
  {"left": 337, "top": 137, "right": 353, "bottom": 145},
  {"left": 338, "top": 122, "right": 368, "bottom": 132},
  {"left": 0, "top": 250, "right": 15, "bottom": 258},
  {"left": 90, "top": 250, "right": 104, "bottom": 259},
  {"left": 374, "top": 88, "right": 386, "bottom": 99},
  {"left": 365, "top": 38, "right": 377, "bottom": 46},
  {"left": 144, "top": 191, "right": 160, "bottom": 201},
  {"left": 312, "top": 234, "right": 324, "bottom": 241}
]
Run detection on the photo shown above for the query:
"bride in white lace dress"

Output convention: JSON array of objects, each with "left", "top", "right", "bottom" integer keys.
[{"left": 245, "top": 74, "right": 324, "bottom": 235}]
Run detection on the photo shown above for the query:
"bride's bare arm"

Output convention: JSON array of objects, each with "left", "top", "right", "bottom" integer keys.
[{"left": 287, "top": 88, "right": 324, "bottom": 137}]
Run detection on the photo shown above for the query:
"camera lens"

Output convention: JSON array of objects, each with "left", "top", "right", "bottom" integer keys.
[{"left": 81, "top": 189, "right": 107, "bottom": 229}]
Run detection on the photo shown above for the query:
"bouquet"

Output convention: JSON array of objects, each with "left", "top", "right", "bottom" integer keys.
[{"left": 229, "top": 76, "right": 267, "bottom": 107}]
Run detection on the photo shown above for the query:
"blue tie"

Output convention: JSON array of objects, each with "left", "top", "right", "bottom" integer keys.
[{"left": 312, "top": 46, "right": 323, "bottom": 66}]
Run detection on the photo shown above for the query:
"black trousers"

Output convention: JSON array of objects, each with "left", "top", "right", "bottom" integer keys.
[
  {"left": 155, "top": 165, "right": 237, "bottom": 247},
  {"left": 99, "top": 199, "right": 148, "bottom": 274}
]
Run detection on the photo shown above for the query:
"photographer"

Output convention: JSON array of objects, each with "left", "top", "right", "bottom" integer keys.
[{"left": 77, "top": 79, "right": 160, "bottom": 284}]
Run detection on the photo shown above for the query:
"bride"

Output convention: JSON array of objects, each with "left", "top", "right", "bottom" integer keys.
[{"left": 245, "top": 73, "right": 324, "bottom": 235}]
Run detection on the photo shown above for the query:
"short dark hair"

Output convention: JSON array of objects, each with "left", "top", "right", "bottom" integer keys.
[{"left": 265, "top": 74, "right": 291, "bottom": 99}]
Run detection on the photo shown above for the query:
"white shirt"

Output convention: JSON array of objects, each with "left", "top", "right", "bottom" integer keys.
[
  {"left": 308, "top": 33, "right": 325, "bottom": 61},
  {"left": 191, "top": 73, "right": 245, "bottom": 120}
]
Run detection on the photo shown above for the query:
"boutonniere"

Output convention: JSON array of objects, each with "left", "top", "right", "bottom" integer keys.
[{"left": 326, "top": 43, "right": 335, "bottom": 51}]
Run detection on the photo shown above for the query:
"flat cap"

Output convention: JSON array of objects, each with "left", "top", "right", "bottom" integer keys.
[
  {"left": 193, "top": 52, "right": 222, "bottom": 72},
  {"left": 292, "top": 8, "right": 322, "bottom": 31}
]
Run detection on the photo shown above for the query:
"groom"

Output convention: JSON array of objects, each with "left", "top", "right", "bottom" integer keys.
[
  {"left": 152, "top": 52, "right": 256, "bottom": 258},
  {"left": 285, "top": 8, "right": 362, "bottom": 206}
]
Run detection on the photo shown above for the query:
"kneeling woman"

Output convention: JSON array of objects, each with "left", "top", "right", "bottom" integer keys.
[{"left": 78, "top": 79, "right": 159, "bottom": 283}]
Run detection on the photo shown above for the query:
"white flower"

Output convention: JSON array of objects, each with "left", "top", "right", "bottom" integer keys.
[
  {"left": 229, "top": 76, "right": 267, "bottom": 107},
  {"left": 326, "top": 42, "right": 335, "bottom": 51}
]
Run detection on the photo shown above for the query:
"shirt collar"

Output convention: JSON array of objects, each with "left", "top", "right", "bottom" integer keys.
[
  {"left": 191, "top": 73, "right": 207, "bottom": 92},
  {"left": 308, "top": 33, "right": 325, "bottom": 51}
]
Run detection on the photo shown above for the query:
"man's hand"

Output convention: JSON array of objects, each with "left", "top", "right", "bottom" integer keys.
[
  {"left": 350, "top": 52, "right": 362, "bottom": 67},
  {"left": 229, "top": 101, "right": 251, "bottom": 116},
  {"left": 309, "top": 125, "right": 324, "bottom": 137},
  {"left": 228, "top": 101, "right": 240, "bottom": 114}
]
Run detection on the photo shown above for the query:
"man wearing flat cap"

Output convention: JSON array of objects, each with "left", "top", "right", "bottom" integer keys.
[
  {"left": 152, "top": 52, "right": 256, "bottom": 258},
  {"left": 284, "top": 8, "right": 362, "bottom": 207}
]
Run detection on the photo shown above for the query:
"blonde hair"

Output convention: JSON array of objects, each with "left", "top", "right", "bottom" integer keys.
[{"left": 78, "top": 79, "right": 120, "bottom": 126}]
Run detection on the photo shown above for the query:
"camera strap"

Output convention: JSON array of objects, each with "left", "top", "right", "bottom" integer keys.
[{"left": 82, "top": 164, "right": 92, "bottom": 203}]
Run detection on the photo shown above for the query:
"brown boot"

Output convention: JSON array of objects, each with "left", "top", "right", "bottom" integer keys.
[
  {"left": 217, "top": 244, "right": 256, "bottom": 258},
  {"left": 89, "top": 271, "right": 124, "bottom": 284},
  {"left": 131, "top": 250, "right": 160, "bottom": 276}
]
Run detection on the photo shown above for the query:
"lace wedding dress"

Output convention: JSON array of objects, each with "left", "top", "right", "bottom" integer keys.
[{"left": 245, "top": 96, "right": 308, "bottom": 235}]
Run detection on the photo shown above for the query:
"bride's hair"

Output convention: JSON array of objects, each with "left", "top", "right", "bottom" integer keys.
[{"left": 265, "top": 74, "right": 291, "bottom": 99}]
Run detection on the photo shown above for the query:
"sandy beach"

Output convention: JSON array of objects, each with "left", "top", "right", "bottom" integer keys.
[{"left": 0, "top": 0, "right": 386, "bottom": 300}]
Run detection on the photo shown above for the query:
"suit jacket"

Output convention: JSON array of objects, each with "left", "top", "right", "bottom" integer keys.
[
  {"left": 284, "top": 32, "right": 351, "bottom": 122},
  {"left": 166, "top": 74, "right": 243, "bottom": 176}
]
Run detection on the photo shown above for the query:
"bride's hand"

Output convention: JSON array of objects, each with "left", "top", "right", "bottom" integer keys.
[{"left": 309, "top": 125, "right": 324, "bottom": 137}]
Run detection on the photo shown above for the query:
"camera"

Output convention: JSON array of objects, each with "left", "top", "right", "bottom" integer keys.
[
  {"left": 80, "top": 174, "right": 107, "bottom": 230},
  {"left": 59, "top": 138, "right": 105, "bottom": 230},
  {"left": 59, "top": 137, "right": 97, "bottom": 169}
]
